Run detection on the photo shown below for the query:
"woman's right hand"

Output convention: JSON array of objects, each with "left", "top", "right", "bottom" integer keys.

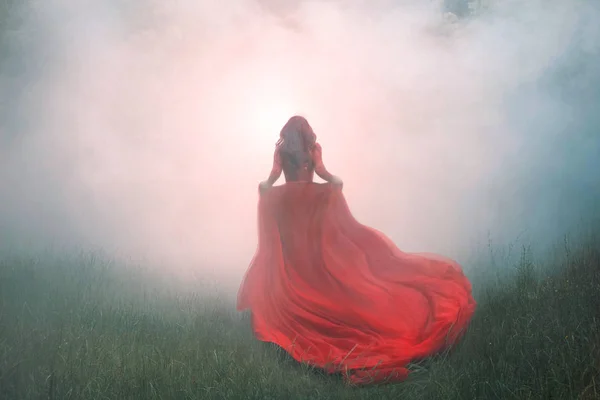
[{"left": 259, "top": 180, "right": 272, "bottom": 194}]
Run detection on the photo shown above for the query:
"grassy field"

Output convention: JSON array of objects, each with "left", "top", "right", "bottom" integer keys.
[{"left": 0, "top": 232, "right": 599, "bottom": 400}]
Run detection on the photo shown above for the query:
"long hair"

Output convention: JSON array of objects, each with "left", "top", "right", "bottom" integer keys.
[{"left": 276, "top": 116, "right": 317, "bottom": 172}]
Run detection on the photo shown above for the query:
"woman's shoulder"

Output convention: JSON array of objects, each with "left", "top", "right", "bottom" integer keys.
[
  {"left": 311, "top": 142, "right": 323, "bottom": 161},
  {"left": 274, "top": 141, "right": 284, "bottom": 153}
]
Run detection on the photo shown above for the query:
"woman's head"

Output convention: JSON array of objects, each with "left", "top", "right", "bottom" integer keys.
[
  {"left": 277, "top": 116, "right": 317, "bottom": 169},
  {"left": 278, "top": 116, "right": 317, "bottom": 148}
]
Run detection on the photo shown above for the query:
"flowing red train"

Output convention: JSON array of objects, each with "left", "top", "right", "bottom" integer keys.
[{"left": 237, "top": 116, "right": 476, "bottom": 385}]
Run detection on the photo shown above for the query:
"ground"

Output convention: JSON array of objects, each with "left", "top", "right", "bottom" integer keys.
[{"left": 0, "top": 233, "right": 599, "bottom": 400}]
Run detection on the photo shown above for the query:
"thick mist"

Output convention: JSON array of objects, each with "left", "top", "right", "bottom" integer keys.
[{"left": 1, "top": 0, "right": 599, "bottom": 288}]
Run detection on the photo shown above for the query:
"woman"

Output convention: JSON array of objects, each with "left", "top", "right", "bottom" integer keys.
[{"left": 237, "top": 116, "right": 476, "bottom": 385}]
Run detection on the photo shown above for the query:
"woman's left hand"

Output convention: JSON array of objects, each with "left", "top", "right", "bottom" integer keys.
[{"left": 330, "top": 175, "right": 344, "bottom": 188}]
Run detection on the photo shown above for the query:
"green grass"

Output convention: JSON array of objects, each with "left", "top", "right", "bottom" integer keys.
[{"left": 0, "top": 233, "right": 599, "bottom": 400}]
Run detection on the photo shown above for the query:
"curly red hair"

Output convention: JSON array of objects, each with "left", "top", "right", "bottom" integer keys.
[{"left": 276, "top": 116, "right": 317, "bottom": 170}]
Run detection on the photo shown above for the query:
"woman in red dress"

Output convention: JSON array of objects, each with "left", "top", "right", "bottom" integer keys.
[{"left": 237, "top": 116, "right": 476, "bottom": 385}]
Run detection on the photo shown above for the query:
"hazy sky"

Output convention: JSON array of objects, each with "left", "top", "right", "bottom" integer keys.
[{"left": 1, "top": 0, "right": 599, "bottom": 286}]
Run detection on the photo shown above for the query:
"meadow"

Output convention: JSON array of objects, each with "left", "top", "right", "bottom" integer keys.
[
  {"left": 0, "top": 231, "right": 598, "bottom": 400},
  {"left": 1, "top": 1, "right": 600, "bottom": 399}
]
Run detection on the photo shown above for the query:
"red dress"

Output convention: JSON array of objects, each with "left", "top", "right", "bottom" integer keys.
[{"left": 237, "top": 142, "right": 476, "bottom": 385}]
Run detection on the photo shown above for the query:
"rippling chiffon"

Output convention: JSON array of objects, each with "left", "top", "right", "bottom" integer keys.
[{"left": 237, "top": 182, "right": 476, "bottom": 385}]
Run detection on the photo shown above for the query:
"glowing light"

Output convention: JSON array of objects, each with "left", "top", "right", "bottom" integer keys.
[
  {"left": 245, "top": 70, "right": 298, "bottom": 141},
  {"left": 218, "top": 60, "right": 302, "bottom": 151},
  {"left": 250, "top": 99, "right": 295, "bottom": 137}
]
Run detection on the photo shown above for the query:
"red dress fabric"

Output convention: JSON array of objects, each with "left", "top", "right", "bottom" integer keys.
[{"left": 237, "top": 143, "right": 476, "bottom": 385}]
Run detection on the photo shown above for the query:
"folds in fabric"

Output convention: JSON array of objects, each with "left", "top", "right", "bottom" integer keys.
[{"left": 237, "top": 182, "right": 476, "bottom": 385}]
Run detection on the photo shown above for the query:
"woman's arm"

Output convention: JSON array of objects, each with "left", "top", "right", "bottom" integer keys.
[
  {"left": 259, "top": 146, "right": 282, "bottom": 192},
  {"left": 312, "top": 143, "right": 342, "bottom": 185}
]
